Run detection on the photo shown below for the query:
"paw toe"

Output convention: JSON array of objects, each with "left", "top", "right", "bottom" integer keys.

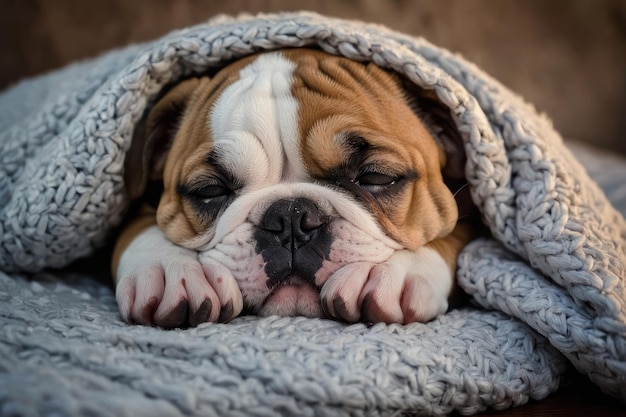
[
  {"left": 155, "top": 299, "right": 189, "bottom": 328},
  {"left": 218, "top": 300, "right": 236, "bottom": 323},
  {"left": 332, "top": 295, "right": 360, "bottom": 323},
  {"left": 189, "top": 299, "right": 213, "bottom": 327},
  {"left": 134, "top": 295, "right": 159, "bottom": 325},
  {"left": 361, "top": 292, "right": 403, "bottom": 324}
]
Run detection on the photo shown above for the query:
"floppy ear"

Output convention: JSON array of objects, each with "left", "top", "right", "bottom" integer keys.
[
  {"left": 403, "top": 81, "right": 479, "bottom": 220},
  {"left": 124, "top": 78, "right": 201, "bottom": 199},
  {"left": 403, "top": 82, "right": 466, "bottom": 181}
]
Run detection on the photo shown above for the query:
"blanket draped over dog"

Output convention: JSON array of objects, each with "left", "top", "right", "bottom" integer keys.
[{"left": 1, "top": 12, "right": 625, "bottom": 416}]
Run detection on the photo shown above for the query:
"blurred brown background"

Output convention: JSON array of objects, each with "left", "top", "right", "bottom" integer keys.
[{"left": 1, "top": 0, "right": 625, "bottom": 155}]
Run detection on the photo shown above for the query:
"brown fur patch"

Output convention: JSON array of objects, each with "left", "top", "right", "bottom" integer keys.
[
  {"left": 285, "top": 49, "right": 458, "bottom": 249},
  {"left": 154, "top": 56, "right": 260, "bottom": 243}
]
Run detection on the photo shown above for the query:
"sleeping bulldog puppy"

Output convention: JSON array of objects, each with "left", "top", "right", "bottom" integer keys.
[{"left": 112, "top": 48, "right": 476, "bottom": 328}]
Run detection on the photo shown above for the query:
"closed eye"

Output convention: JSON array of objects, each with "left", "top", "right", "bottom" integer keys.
[
  {"left": 354, "top": 171, "right": 399, "bottom": 193},
  {"left": 178, "top": 178, "right": 238, "bottom": 221},
  {"left": 355, "top": 171, "right": 397, "bottom": 185},
  {"left": 188, "top": 183, "right": 231, "bottom": 202},
  {"left": 353, "top": 163, "right": 418, "bottom": 195}
]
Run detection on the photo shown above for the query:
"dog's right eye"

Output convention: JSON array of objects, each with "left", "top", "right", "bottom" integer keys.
[
  {"left": 178, "top": 179, "right": 234, "bottom": 205},
  {"left": 177, "top": 176, "right": 240, "bottom": 222}
]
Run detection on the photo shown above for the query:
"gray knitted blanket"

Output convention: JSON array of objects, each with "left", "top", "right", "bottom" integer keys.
[{"left": 1, "top": 12, "right": 625, "bottom": 416}]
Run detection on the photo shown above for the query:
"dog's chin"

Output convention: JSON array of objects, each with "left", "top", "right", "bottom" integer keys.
[{"left": 257, "top": 277, "right": 324, "bottom": 318}]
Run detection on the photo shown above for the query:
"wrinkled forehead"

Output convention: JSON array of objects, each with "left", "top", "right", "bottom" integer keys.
[
  {"left": 283, "top": 49, "right": 427, "bottom": 175},
  {"left": 182, "top": 49, "right": 424, "bottom": 184},
  {"left": 206, "top": 52, "right": 302, "bottom": 186}
]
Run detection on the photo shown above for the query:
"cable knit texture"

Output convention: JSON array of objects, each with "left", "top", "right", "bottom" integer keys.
[{"left": 0, "top": 12, "right": 624, "bottom": 416}]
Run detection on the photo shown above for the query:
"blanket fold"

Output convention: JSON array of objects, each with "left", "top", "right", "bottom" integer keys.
[{"left": 1, "top": 11, "right": 625, "bottom": 416}]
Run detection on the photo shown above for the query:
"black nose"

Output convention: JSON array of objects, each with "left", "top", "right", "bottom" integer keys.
[
  {"left": 255, "top": 198, "right": 333, "bottom": 288},
  {"left": 260, "top": 198, "right": 325, "bottom": 249}
]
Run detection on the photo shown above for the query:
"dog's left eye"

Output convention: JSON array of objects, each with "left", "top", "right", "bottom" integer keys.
[{"left": 354, "top": 172, "right": 398, "bottom": 193}]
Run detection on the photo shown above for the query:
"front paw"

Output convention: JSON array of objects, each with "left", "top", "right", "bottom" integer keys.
[
  {"left": 115, "top": 227, "right": 243, "bottom": 328},
  {"left": 320, "top": 248, "right": 452, "bottom": 324}
]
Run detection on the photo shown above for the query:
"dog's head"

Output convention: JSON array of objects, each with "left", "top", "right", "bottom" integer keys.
[{"left": 125, "top": 49, "right": 465, "bottom": 319}]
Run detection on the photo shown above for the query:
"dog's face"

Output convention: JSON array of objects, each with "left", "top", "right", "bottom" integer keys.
[{"left": 126, "top": 49, "right": 464, "bottom": 320}]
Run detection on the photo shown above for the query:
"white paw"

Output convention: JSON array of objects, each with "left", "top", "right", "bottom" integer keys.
[
  {"left": 320, "top": 248, "right": 452, "bottom": 324},
  {"left": 115, "top": 226, "right": 243, "bottom": 327}
]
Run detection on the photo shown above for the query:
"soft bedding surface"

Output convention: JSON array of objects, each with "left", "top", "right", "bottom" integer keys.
[{"left": 0, "top": 12, "right": 625, "bottom": 416}]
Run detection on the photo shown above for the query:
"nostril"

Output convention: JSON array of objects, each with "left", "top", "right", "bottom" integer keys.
[
  {"left": 260, "top": 198, "right": 325, "bottom": 240},
  {"left": 301, "top": 210, "right": 323, "bottom": 231},
  {"left": 291, "top": 198, "right": 325, "bottom": 237},
  {"left": 260, "top": 202, "right": 288, "bottom": 233}
]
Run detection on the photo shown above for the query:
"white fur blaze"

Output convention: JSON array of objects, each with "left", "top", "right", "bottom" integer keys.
[{"left": 209, "top": 52, "right": 304, "bottom": 186}]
